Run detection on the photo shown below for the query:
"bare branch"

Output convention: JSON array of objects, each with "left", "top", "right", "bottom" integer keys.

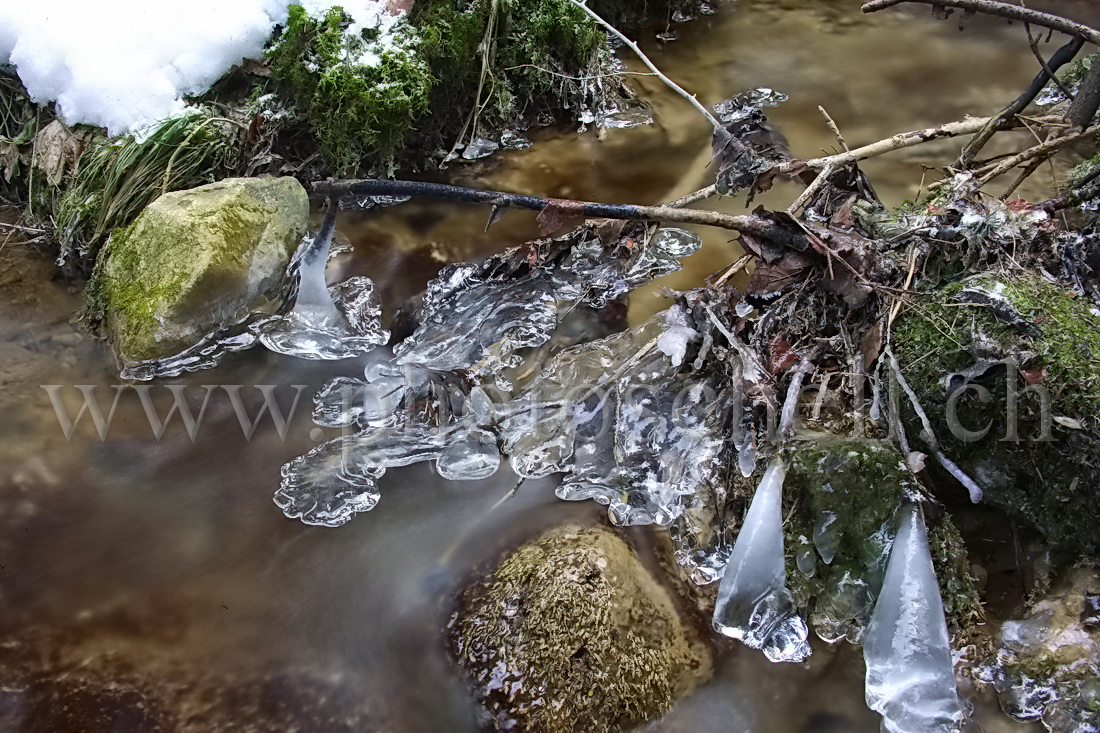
[
  {"left": 862, "top": 0, "right": 1100, "bottom": 45},
  {"left": 314, "top": 178, "right": 794, "bottom": 236},
  {"left": 565, "top": 0, "right": 722, "bottom": 131},
  {"left": 956, "top": 36, "right": 1083, "bottom": 168}
]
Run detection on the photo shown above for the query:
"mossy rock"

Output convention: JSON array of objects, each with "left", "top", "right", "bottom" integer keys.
[
  {"left": 86, "top": 177, "right": 308, "bottom": 365},
  {"left": 452, "top": 523, "right": 711, "bottom": 732},
  {"left": 988, "top": 565, "right": 1100, "bottom": 728},
  {"left": 892, "top": 272, "right": 1100, "bottom": 556},
  {"left": 781, "top": 438, "right": 983, "bottom": 640}
]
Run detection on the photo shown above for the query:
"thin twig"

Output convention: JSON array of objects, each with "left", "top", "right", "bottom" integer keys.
[
  {"left": 818, "top": 106, "right": 849, "bottom": 152},
  {"left": 788, "top": 163, "right": 837, "bottom": 214},
  {"left": 503, "top": 64, "right": 656, "bottom": 82},
  {"left": 976, "top": 124, "right": 1100, "bottom": 184},
  {"left": 565, "top": 0, "right": 721, "bottom": 130},
  {"left": 862, "top": 0, "right": 1100, "bottom": 45}
]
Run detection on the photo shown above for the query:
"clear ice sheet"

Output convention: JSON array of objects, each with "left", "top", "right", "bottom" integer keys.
[
  {"left": 500, "top": 314, "right": 731, "bottom": 527},
  {"left": 712, "top": 459, "right": 811, "bottom": 663},
  {"left": 276, "top": 223, "right": 710, "bottom": 525},
  {"left": 863, "top": 503, "right": 961, "bottom": 733},
  {"left": 260, "top": 207, "right": 389, "bottom": 360}
]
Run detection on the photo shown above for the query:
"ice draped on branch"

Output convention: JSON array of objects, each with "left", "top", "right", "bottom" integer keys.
[{"left": 259, "top": 205, "right": 389, "bottom": 359}]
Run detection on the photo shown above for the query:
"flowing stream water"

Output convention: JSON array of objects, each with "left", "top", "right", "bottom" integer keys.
[{"left": 2, "top": 1, "right": 1095, "bottom": 730}]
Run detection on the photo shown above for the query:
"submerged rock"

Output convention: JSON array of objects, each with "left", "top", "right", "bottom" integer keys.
[
  {"left": 981, "top": 565, "right": 1100, "bottom": 731},
  {"left": 86, "top": 177, "right": 308, "bottom": 366},
  {"left": 452, "top": 524, "right": 711, "bottom": 732}
]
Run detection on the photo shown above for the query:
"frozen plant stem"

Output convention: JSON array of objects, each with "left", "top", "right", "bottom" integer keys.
[{"left": 564, "top": 0, "right": 722, "bottom": 131}]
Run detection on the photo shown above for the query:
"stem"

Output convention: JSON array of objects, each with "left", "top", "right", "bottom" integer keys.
[{"left": 565, "top": 0, "right": 722, "bottom": 131}]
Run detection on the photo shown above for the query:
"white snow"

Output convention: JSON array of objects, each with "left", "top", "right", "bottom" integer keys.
[{"left": 0, "top": 0, "right": 396, "bottom": 136}]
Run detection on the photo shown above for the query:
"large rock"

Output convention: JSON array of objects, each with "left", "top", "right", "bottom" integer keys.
[
  {"left": 451, "top": 524, "right": 712, "bottom": 732},
  {"left": 87, "top": 177, "right": 308, "bottom": 365}
]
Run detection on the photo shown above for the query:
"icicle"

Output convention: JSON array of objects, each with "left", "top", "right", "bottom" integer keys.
[
  {"left": 713, "top": 459, "right": 811, "bottom": 663},
  {"left": 813, "top": 510, "right": 838, "bottom": 565},
  {"left": 863, "top": 503, "right": 962, "bottom": 732},
  {"left": 260, "top": 205, "right": 389, "bottom": 359}
]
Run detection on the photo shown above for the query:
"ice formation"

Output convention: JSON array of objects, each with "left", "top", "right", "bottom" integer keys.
[
  {"left": 0, "top": 1, "right": 400, "bottom": 135},
  {"left": 274, "top": 223, "right": 708, "bottom": 525},
  {"left": 259, "top": 206, "right": 389, "bottom": 359},
  {"left": 712, "top": 459, "right": 812, "bottom": 663},
  {"left": 501, "top": 315, "right": 731, "bottom": 526},
  {"left": 863, "top": 503, "right": 961, "bottom": 732}
]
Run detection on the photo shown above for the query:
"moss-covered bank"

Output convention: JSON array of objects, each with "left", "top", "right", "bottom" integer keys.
[{"left": 892, "top": 272, "right": 1100, "bottom": 557}]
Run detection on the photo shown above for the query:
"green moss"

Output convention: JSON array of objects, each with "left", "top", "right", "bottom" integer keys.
[
  {"left": 453, "top": 525, "right": 710, "bottom": 732},
  {"left": 892, "top": 273, "right": 1100, "bottom": 556},
  {"left": 267, "top": 5, "right": 435, "bottom": 174},
  {"left": 781, "top": 439, "right": 982, "bottom": 635},
  {"left": 87, "top": 177, "right": 306, "bottom": 364}
]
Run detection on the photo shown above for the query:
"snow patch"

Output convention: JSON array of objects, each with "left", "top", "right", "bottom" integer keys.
[{"left": 0, "top": 0, "right": 398, "bottom": 135}]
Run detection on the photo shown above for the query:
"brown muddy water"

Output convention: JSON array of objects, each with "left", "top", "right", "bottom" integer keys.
[{"left": 1, "top": 1, "right": 1091, "bottom": 730}]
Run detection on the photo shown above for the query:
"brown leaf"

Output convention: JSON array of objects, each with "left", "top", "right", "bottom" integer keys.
[
  {"left": 747, "top": 249, "right": 815, "bottom": 296},
  {"left": 802, "top": 222, "right": 882, "bottom": 308},
  {"left": 33, "top": 120, "right": 95, "bottom": 187},
  {"left": 861, "top": 321, "right": 883, "bottom": 371},
  {"left": 1021, "top": 367, "right": 1046, "bottom": 385},
  {"left": 536, "top": 198, "right": 586, "bottom": 236},
  {"left": 769, "top": 334, "right": 799, "bottom": 375}
]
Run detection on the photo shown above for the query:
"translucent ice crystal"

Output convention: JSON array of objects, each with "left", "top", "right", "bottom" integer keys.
[
  {"left": 863, "top": 503, "right": 961, "bottom": 732},
  {"left": 260, "top": 206, "right": 389, "bottom": 359},
  {"left": 712, "top": 459, "right": 811, "bottom": 663}
]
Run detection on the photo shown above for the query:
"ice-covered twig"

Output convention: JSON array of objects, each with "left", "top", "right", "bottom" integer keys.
[
  {"left": 862, "top": 0, "right": 1100, "bottom": 45},
  {"left": 564, "top": 0, "right": 722, "bottom": 131},
  {"left": 886, "top": 348, "right": 984, "bottom": 502},
  {"left": 664, "top": 114, "right": 1055, "bottom": 208}
]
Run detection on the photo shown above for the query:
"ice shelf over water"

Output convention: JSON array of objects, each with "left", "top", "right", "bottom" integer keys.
[
  {"left": 863, "top": 503, "right": 961, "bottom": 733},
  {"left": 712, "top": 459, "right": 811, "bottom": 663}
]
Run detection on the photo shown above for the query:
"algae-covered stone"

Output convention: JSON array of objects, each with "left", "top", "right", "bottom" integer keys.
[
  {"left": 892, "top": 273, "right": 1100, "bottom": 556},
  {"left": 87, "top": 177, "right": 308, "bottom": 365},
  {"left": 782, "top": 438, "right": 982, "bottom": 641},
  {"left": 452, "top": 524, "right": 711, "bottom": 732}
]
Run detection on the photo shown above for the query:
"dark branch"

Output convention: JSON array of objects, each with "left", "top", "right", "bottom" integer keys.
[
  {"left": 957, "top": 36, "right": 1083, "bottom": 168},
  {"left": 862, "top": 0, "right": 1100, "bottom": 45},
  {"left": 314, "top": 178, "right": 787, "bottom": 237}
]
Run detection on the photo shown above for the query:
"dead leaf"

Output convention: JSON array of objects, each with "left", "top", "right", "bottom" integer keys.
[
  {"left": 536, "top": 198, "right": 586, "bottom": 236},
  {"left": 747, "top": 250, "right": 815, "bottom": 296},
  {"left": 861, "top": 321, "right": 883, "bottom": 370},
  {"left": 768, "top": 334, "right": 799, "bottom": 375},
  {"left": 33, "top": 120, "right": 95, "bottom": 187}
]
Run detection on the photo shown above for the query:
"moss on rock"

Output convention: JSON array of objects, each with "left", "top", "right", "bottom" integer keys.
[
  {"left": 892, "top": 272, "right": 1100, "bottom": 556},
  {"left": 452, "top": 523, "right": 711, "bottom": 732},
  {"left": 781, "top": 438, "right": 982, "bottom": 640},
  {"left": 86, "top": 177, "right": 308, "bottom": 365}
]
